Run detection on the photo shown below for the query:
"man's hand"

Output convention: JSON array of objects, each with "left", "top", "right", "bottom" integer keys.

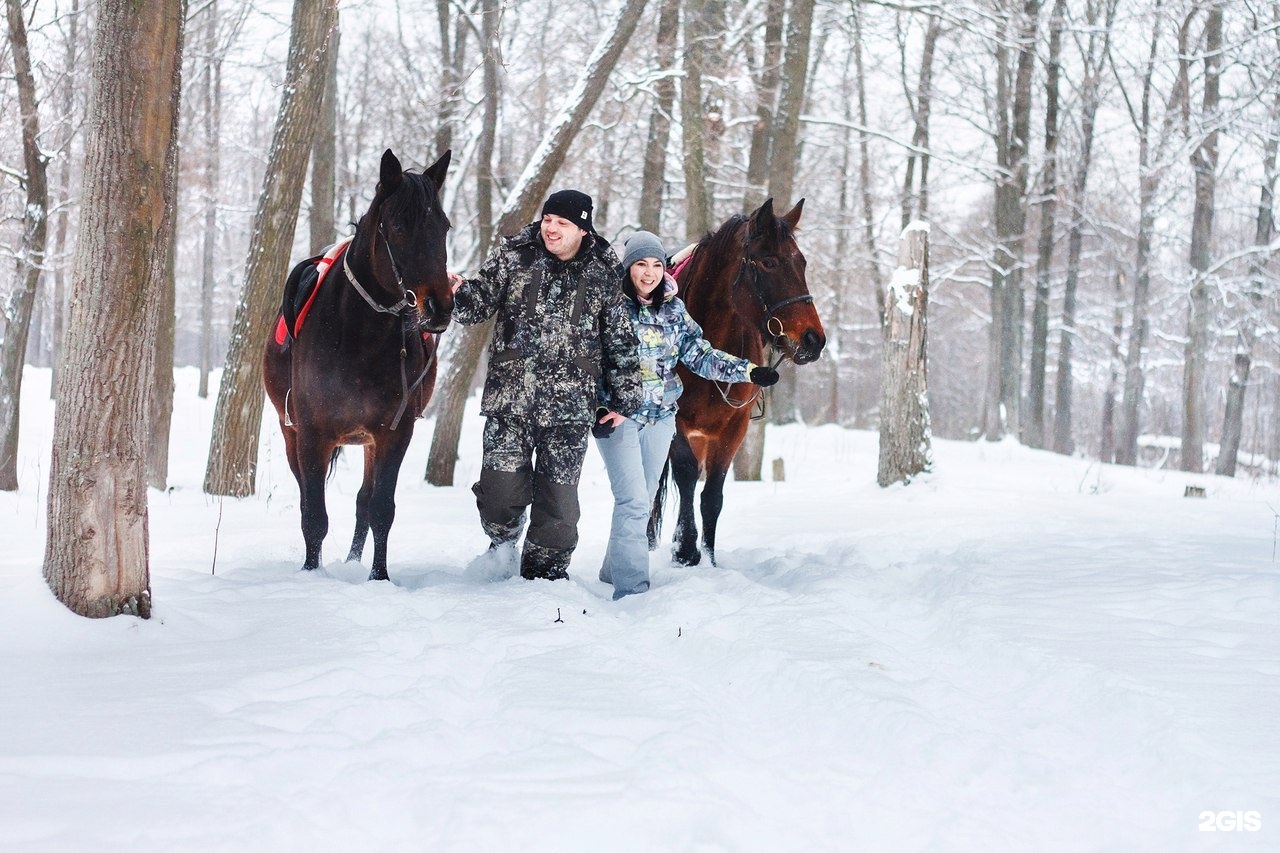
[{"left": 448, "top": 272, "right": 464, "bottom": 294}]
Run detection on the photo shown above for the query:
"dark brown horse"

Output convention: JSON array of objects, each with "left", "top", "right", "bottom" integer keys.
[
  {"left": 263, "top": 149, "right": 452, "bottom": 581},
  {"left": 653, "top": 198, "right": 825, "bottom": 566}
]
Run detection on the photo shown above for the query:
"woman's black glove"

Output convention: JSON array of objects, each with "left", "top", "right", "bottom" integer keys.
[
  {"left": 592, "top": 407, "right": 616, "bottom": 439},
  {"left": 749, "top": 365, "right": 780, "bottom": 387}
]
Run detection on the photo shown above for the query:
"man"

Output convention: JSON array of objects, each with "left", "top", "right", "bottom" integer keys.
[{"left": 449, "top": 190, "right": 642, "bottom": 581}]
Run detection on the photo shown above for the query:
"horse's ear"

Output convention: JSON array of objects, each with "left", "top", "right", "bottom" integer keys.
[
  {"left": 750, "top": 198, "right": 778, "bottom": 240},
  {"left": 423, "top": 149, "right": 452, "bottom": 192},
  {"left": 379, "top": 149, "right": 403, "bottom": 193},
  {"left": 781, "top": 198, "right": 804, "bottom": 229}
]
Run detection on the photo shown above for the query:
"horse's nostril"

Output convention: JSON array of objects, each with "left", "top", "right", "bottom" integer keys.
[{"left": 802, "top": 329, "right": 825, "bottom": 354}]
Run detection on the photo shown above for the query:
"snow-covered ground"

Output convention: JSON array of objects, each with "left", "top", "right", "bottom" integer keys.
[{"left": 1, "top": 367, "right": 1276, "bottom": 851}]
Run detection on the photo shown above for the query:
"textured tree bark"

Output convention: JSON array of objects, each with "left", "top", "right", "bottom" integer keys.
[
  {"left": 204, "top": 0, "right": 338, "bottom": 497},
  {"left": 44, "top": 0, "right": 185, "bottom": 619},
  {"left": 0, "top": 0, "right": 51, "bottom": 491},
  {"left": 638, "top": 0, "right": 680, "bottom": 233},
  {"left": 1180, "top": 1, "right": 1222, "bottom": 473},
  {"left": 681, "top": 0, "right": 712, "bottom": 240},
  {"left": 878, "top": 224, "right": 932, "bottom": 486},
  {"left": 309, "top": 21, "right": 340, "bottom": 254},
  {"left": 147, "top": 212, "right": 179, "bottom": 490},
  {"left": 1025, "top": 0, "right": 1064, "bottom": 449},
  {"left": 424, "top": 0, "right": 648, "bottom": 486},
  {"left": 743, "top": 0, "right": 784, "bottom": 213},
  {"left": 198, "top": 0, "right": 222, "bottom": 400}
]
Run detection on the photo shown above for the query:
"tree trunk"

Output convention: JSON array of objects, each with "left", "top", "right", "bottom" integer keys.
[
  {"left": 1099, "top": 271, "right": 1126, "bottom": 463},
  {"left": 423, "top": 0, "right": 649, "bottom": 486},
  {"left": 475, "top": 0, "right": 501, "bottom": 261},
  {"left": 0, "top": 0, "right": 51, "bottom": 492},
  {"left": 204, "top": 0, "right": 338, "bottom": 497},
  {"left": 198, "top": 0, "right": 222, "bottom": 400},
  {"left": 147, "top": 199, "right": 179, "bottom": 491},
  {"left": 743, "top": 0, "right": 784, "bottom": 212},
  {"left": 900, "top": 11, "right": 941, "bottom": 229},
  {"left": 767, "top": 0, "right": 816, "bottom": 213},
  {"left": 44, "top": 0, "right": 185, "bottom": 618},
  {"left": 681, "top": 0, "right": 712, "bottom": 240},
  {"left": 1180, "top": 1, "right": 1222, "bottom": 474},
  {"left": 878, "top": 223, "right": 932, "bottom": 486},
  {"left": 638, "top": 0, "right": 680, "bottom": 233},
  {"left": 1216, "top": 83, "right": 1278, "bottom": 477},
  {"left": 985, "top": 0, "right": 1038, "bottom": 441},
  {"left": 49, "top": 0, "right": 81, "bottom": 402},
  {"left": 1118, "top": 1, "right": 1188, "bottom": 467},
  {"left": 764, "top": 0, "right": 816, "bottom": 433},
  {"left": 309, "top": 20, "right": 340, "bottom": 253},
  {"left": 1025, "top": 0, "right": 1064, "bottom": 449},
  {"left": 1053, "top": 0, "right": 1116, "bottom": 455}
]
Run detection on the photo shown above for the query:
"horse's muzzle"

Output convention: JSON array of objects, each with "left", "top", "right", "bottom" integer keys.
[
  {"left": 787, "top": 329, "right": 825, "bottom": 365},
  {"left": 419, "top": 295, "right": 452, "bottom": 334}
]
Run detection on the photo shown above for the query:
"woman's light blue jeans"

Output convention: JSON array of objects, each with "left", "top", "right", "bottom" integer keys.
[{"left": 594, "top": 413, "right": 677, "bottom": 599}]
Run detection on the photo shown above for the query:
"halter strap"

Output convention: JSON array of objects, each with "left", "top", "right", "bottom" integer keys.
[{"left": 342, "top": 226, "right": 418, "bottom": 317}]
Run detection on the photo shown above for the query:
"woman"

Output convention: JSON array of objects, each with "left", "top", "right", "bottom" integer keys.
[{"left": 594, "top": 231, "right": 779, "bottom": 599}]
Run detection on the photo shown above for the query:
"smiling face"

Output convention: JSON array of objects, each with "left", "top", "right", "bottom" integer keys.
[
  {"left": 629, "top": 257, "right": 665, "bottom": 299},
  {"left": 540, "top": 214, "right": 587, "bottom": 261}
]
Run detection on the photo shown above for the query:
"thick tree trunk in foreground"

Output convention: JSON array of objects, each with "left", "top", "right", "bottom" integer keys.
[
  {"left": 878, "top": 223, "right": 932, "bottom": 486},
  {"left": 0, "top": 0, "right": 51, "bottom": 491},
  {"left": 204, "top": 0, "right": 337, "bottom": 497},
  {"left": 424, "top": 0, "right": 648, "bottom": 486},
  {"left": 44, "top": 0, "right": 185, "bottom": 618}
]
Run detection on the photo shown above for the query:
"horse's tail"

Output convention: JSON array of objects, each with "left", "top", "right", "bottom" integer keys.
[
  {"left": 647, "top": 455, "right": 671, "bottom": 551},
  {"left": 326, "top": 447, "right": 342, "bottom": 482}
]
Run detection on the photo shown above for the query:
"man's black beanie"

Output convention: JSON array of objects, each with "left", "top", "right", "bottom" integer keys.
[{"left": 541, "top": 189, "right": 595, "bottom": 234}]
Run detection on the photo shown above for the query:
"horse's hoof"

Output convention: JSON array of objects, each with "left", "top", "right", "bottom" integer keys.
[
  {"left": 301, "top": 564, "right": 318, "bottom": 572},
  {"left": 673, "top": 549, "right": 701, "bottom": 567},
  {"left": 368, "top": 568, "right": 389, "bottom": 581}
]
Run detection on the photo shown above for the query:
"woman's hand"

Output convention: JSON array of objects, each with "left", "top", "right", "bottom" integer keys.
[{"left": 592, "top": 408, "right": 626, "bottom": 439}]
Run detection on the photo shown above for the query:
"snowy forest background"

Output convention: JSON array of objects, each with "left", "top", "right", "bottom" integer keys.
[{"left": 2, "top": 0, "right": 1280, "bottom": 479}]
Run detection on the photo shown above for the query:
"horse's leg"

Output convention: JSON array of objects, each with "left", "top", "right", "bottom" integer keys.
[
  {"left": 669, "top": 430, "right": 702, "bottom": 566},
  {"left": 346, "top": 445, "right": 375, "bottom": 562},
  {"left": 699, "top": 449, "right": 732, "bottom": 568},
  {"left": 365, "top": 432, "right": 412, "bottom": 582},
  {"left": 295, "top": 434, "right": 332, "bottom": 571}
]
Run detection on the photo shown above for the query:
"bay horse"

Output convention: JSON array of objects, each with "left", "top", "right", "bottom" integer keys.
[
  {"left": 263, "top": 149, "right": 452, "bottom": 581},
  {"left": 653, "top": 198, "right": 825, "bottom": 566}
]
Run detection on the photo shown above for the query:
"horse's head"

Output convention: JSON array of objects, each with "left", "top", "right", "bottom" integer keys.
[
  {"left": 364, "top": 148, "right": 454, "bottom": 333},
  {"left": 742, "top": 198, "right": 826, "bottom": 365}
]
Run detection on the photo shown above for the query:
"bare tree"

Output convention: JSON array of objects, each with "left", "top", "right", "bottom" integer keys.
[
  {"left": 0, "top": 0, "right": 51, "bottom": 492},
  {"left": 309, "top": 20, "right": 340, "bottom": 253},
  {"left": 146, "top": 206, "right": 178, "bottom": 490},
  {"left": 878, "top": 223, "right": 932, "bottom": 486},
  {"left": 743, "top": 0, "right": 784, "bottom": 212},
  {"left": 49, "top": 0, "right": 82, "bottom": 402},
  {"left": 1180, "top": 0, "right": 1222, "bottom": 473},
  {"left": 1025, "top": 0, "right": 1065, "bottom": 449},
  {"left": 1117, "top": 1, "right": 1190, "bottom": 466},
  {"left": 197, "top": 0, "right": 224, "bottom": 400},
  {"left": 424, "top": 0, "right": 650, "bottom": 486},
  {"left": 639, "top": 0, "right": 680, "bottom": 233},
  {"left": 204, "top": 0, "right": 338, "bottom": 497},
  {"left": 984, "top": 0, "right": 1039, "bottom": 441},
  {"left": 44, "top": 0, "right": 185, "bottom": 618},
  {"left": 1052, "top": 0, "right": 1117, "bottom": 455},
  {"left": 681, "top": 0, "right": 713, "bottom": 239},
  {"left": 1217, "top": 62, "right": 1278, "bottom": 476},
  {"left": 900, "top": 8, "right": 942, "bottom": 229}
]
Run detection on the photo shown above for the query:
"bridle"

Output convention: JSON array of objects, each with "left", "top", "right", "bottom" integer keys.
[
  {"left": 710, "top": 234, "right": 813, "bottom": 414},
  {"left": 340, "top": 219, "right": 438, "bottom": 431}
]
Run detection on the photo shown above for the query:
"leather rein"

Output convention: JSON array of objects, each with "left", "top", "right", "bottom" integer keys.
[{"left": 342, "top": 222, "right": 438, "bottom": 431}]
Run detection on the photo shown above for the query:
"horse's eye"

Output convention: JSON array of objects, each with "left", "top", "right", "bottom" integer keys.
[{"left": 760, "top": 257, "right": 779, "bottom": 270}]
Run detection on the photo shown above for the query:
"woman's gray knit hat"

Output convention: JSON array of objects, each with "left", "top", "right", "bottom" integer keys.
[{"left": 621, "top": 230, "right": 667, "bottom": 270}]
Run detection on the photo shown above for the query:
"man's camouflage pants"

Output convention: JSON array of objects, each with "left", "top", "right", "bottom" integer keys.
[{"left": 472, "top": 416, "right": 589, "bottom": 580}]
